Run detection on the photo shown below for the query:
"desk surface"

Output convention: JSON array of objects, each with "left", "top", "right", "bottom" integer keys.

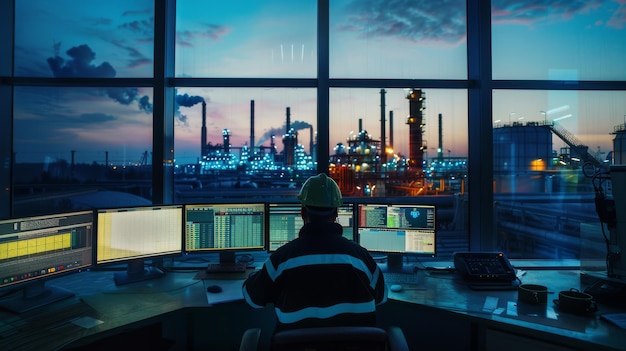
[
  {"left": 388, "top": 268, "right": 626, "bottom": 351},
  {"left": 1, "top": 264, "right": 625, "bottom": 351}
]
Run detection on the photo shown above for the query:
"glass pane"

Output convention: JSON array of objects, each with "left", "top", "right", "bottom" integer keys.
[
  {"left": 492, "top": 90, "right": 626, "bottom": 260},
  {"left": 14, "top": 0, "right": 154, "bottom": 78},
  {"left": 330, "top": 88, "right": 469, "bottom": 257},
  {"left": 492, "top": 1, "right": 626, "bottom": 80},
  {"left": 13, "top": 86, "right": 154, "bottom": 217},
  {"left": 330, "top": 0, "right": 467, "bottom": 79},
  {"left": 175, "top": 1, "right": 317, "bottom": 78},
  {"left": 173, "top": 88, "right": 317, "bottom": 203}
]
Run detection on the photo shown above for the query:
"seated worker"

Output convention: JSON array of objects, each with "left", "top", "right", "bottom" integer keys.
[{"left": 243, "top": 173, "right": 387, "bottom": 332}]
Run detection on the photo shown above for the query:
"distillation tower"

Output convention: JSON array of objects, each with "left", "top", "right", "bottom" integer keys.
[{"left": 406, "top": 88, "right": 426, "bottom": 177}]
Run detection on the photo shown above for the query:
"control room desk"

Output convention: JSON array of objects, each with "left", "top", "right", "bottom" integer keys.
[
  {"left": 0, "top": 268, "right": 625, "bottom": 350},
  {"left": 384, "top": 269, "right": 626, "bottom": 351}
]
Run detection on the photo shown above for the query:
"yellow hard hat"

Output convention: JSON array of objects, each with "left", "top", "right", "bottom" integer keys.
[{"left": 298, "top": 173, "right": 343, "bottom": 208}]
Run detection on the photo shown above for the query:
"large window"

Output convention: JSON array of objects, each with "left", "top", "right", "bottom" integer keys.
[
  {"left": 175, "top": 0, "right": 317, "bottom": 78},
  {"left": 14, "top": 0, "right": 154, "bottom": 78},
  {"left": 492, "top": 90, "right": 626, "bottom": 259},
  {"left": 13, "top": 86, "right": 154, "bottom": 215},
  {"left": 490, "top": 0, "right": 626, "bottom": 262},
  {"left": 329, "top": 0, "right": 467, "bottom": 79},
  {"left": 173, "top": 87, "right": 317, "bottom": 203},
  {"left": 11, "top": 0, "right": 156, "bottom": 216},
  {"left": 492, "top": 1, "right": 626, "bottom": 80},
  {"left": 3, "top": 0, "right": 626, "bottom": 262},
  {"left": 329, "top": 88, "right": 468, "bottom": 197}
]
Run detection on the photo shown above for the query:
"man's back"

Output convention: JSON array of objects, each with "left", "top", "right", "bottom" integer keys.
[{"left": 243, "top": 221, "right": 387, "bottom": 331}]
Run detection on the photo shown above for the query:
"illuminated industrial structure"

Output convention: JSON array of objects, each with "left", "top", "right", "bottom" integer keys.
[
  {"left": 190, "top": 88, "right": 469, "bottom": 197},
  {"left": 406, "top": 89, "right": 427, "bottom": 177},
  {"left": 198, "top": 102, "right": 316, "bottom": 177}
]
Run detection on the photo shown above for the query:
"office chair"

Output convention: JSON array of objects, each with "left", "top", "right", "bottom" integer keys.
[{"left": 239, "top": 325, "right": 409, "bottom": 351}]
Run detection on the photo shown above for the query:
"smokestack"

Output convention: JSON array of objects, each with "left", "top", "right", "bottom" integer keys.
[
  {"left": 359, "top": 118, "right": 363, "bottom": 133},
  {"left": 438, "top": 113, "right": 443, "bottom": 161},
  {"left": 389, "top": 111, "right": 394, "bottom": 150},
  {"left": 201, "top": 101, "right": 207, "bottom": 158},
  {"left": 309, "top": 126, "right": 314, "bottom": 156},
  {"left": 222, "top": 129, "right": 230, "bottom": 154},
  {"left": 283, "top": 107, "right": 295, "bottom": 166},
  {"left": 380, "top": 89, "right": 386, "bottom": 165},
  {"left": 250, "top": 100, "right": 255, "bottom": 155}
]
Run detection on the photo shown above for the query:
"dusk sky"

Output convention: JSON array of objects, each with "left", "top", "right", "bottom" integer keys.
[{"left": 12, "top": 0, "right": 626, "bottom": 165}]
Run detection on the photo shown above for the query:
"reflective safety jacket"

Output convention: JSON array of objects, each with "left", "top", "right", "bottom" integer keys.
[{"left": 243, "top": 222, "right": 387, "bottom": 332}]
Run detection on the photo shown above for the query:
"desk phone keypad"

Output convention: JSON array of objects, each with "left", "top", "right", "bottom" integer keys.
[
  {"left": 465, "top": 256, "right": 510, "bottom": 277},
  {"left": 453, "top": 252, "right": 516, "bottom": 281}
]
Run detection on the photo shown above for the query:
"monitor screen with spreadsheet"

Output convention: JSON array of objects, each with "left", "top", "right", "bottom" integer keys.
[
  {"left": 184, "top": 203, "right": 265, "bottom": 272},
  {"left": 184, "top": 203, "right": 265, "bottom": 252},
  {"left": 267, "top": 203, "right": 354, "bottom": 252},
  {"left": 96, "top": 205, "right": 183, "bottom": 285}
]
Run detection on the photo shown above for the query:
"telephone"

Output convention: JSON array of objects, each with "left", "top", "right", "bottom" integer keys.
[{"left": 453, "top": 251, "right": 517, "bottom": 282}]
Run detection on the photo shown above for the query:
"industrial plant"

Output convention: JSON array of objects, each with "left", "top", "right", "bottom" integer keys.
[
  {"left": 167, "top": 86, "right": 626, "bottom": 204},
  {"left": 175, "top": 88, "right": 471, "bottom": 199}
]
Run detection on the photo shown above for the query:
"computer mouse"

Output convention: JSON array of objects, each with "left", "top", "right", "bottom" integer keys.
[
  {"left": 206, "top": 285, "right": 223, "bottom": 293},
  {"left": 390, "top": 284, "right": 403, "bottom": 292}
]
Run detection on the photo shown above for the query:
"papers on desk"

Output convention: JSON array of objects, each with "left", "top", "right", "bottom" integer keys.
[
  {"left": 71, "top": 316, "right": 104, "bottom": 329},
  {"left": 204, "top": 279, "right": 244, "bottom": 305}
]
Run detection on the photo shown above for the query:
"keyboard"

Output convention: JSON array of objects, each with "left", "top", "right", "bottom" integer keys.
[
  {"left": 384, "top": 272, "right": 420, "bottom": 285},
  {"left": 206, "top": 262, "right": 247, "bottom": 273}
]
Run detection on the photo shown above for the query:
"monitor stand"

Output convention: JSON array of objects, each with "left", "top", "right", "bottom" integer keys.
[
  {"left": 114, "top": 259, "right": 164, "bottom": 285},
  {"left": 380, "top": 253, "right": 415, "bottom": 274},
  {"left": 206, "top": 252, "right": 247, "bottom": 273},
  {"left": 0, "top": 280, "right": 74, "bottom": 313}
]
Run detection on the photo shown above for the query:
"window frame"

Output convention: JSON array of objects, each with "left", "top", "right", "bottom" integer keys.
[{"left": 2, "top": 0, "right": 626, "bottom": 256}]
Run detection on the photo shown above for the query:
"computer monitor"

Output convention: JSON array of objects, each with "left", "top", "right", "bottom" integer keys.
[
  {"left": 357, "top": 203, "right": 436, "bottom": 273},
  {"left": 267, "top": 203, "right": 354, "bottom": 252},
  {"left": 96, "top": 205, "right": 183, "bottom": 285},
  {"left": 184, "top": 203, "right": 265, "bottom": 270},
  {"left": 0, "top": 210, "right": 93, "bottom": 313}
]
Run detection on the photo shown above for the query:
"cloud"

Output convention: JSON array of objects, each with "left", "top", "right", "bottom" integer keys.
[
  {"left": 138, "top": 95, "right": 153, "bottom": 113},
  {"left": 340, "top": 0, "right": 616, "bottom": 44},
  {"left": 47, "top": 44, "right": 153, "bottom": 112},
  {"left": 76, "top": 113, "right": 117, "bottom": 123},
  {"left": 491, "top": 0, "right": 603, "bottom": 24},
  {"left": 606, "top": 0, "right": 626, "bottom": 29},
  {"left": 47, "top": 44, "right": 116, "bottom": 78},
  {"left": 175, "top": 93, "right": 206, "bottom": 126},
  {"left": 339, "top": 0, "right": 467, "bottom": 44},
  {"left": 176, "top": 23, "right": 230, "bottom": 48},
  {"left": 14, "top": 111, "right": 117, "bottom": 147},
  {"left": 108, "top": 41, "right": 152, "bottom": 68},
  {"left": 118, "top": 15, "right": 154, "bottom": 37},
  {"left": 257, "top": 120, "right": 312, "bottom": 146}
]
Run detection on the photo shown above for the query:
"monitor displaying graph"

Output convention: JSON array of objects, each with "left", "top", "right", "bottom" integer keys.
[
  {"left": 0, "top": 210, "right": 93, "bottom": 289},
  {"left": 357, "top": 203, "right": 436, "bottom": 256},
  {"left": 0, "top": 210, "right": 93, "bottom": 312}
]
